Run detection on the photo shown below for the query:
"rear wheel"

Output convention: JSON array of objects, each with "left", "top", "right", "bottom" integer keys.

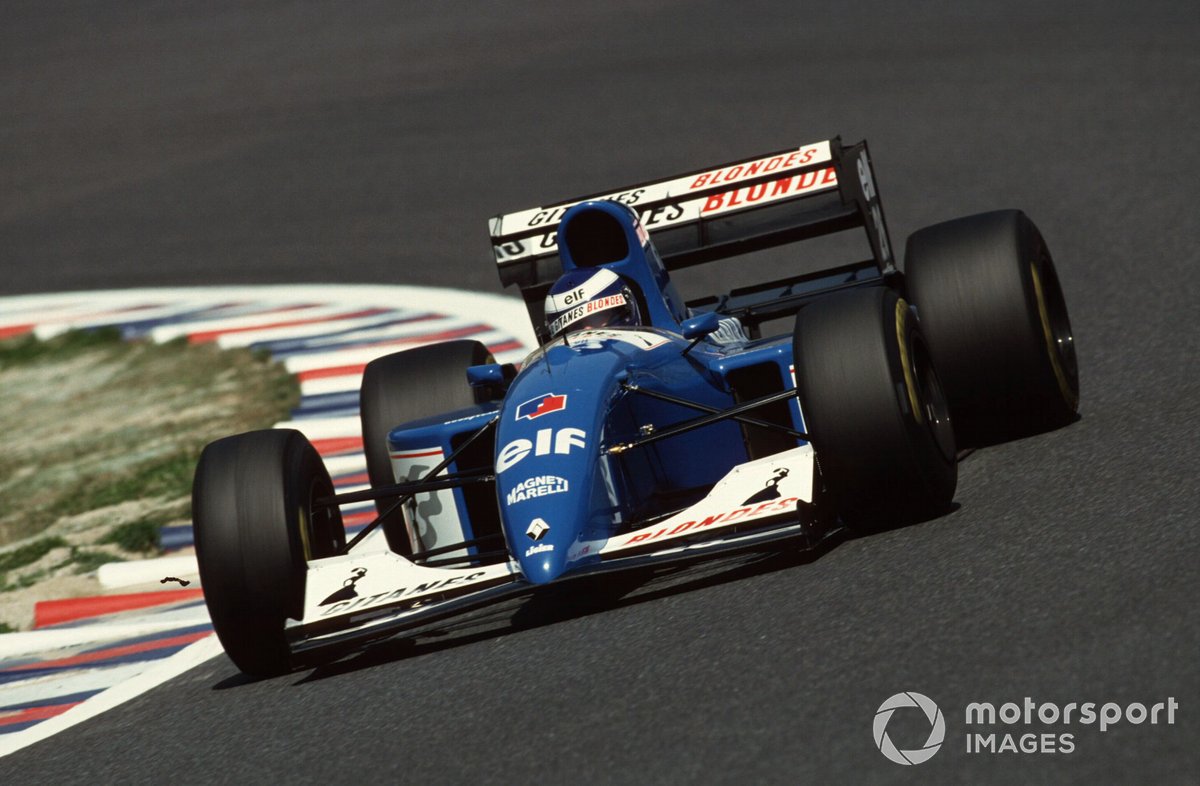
[
  {"left": 904, "top": 210, "right": 1079, "bottom": 446},
  {"left": 193, "top": 429, "right": 344, "bottom": 677},
  {"left": 359, "top": 340, "right": 492, "bottom": 554},
  {"left": 793, "top": 287, "right": 956, "bottom": 531}
]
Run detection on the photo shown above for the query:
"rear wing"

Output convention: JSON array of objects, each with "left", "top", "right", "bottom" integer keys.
[{"left": 488, "top": 138, "right": 897, "bottom": 332}]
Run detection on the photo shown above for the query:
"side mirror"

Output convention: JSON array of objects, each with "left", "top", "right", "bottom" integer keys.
[
  {"left": 466, "top": 363, "right": 505, "bottom": 388},
  {"left": 467, "top": 362, "right": 517, "bottom": 396},
  {"left": 680, "top": 311, "right": 720, "bottom": 341}
]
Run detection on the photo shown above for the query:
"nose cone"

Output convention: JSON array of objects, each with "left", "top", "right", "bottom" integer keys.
[
  {"left": 518, "top": 528, "right": 570, "bottom": 585},
  {"left": 497, "top": 344, "right": 626, "bottom": 586},
  {"left": 512, "top": 510, "right": 581, "bottom": 584}
]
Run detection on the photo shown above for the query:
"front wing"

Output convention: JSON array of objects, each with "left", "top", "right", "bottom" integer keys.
[{"left": 289, "top": 447, "right": 824, "bottom": 658}]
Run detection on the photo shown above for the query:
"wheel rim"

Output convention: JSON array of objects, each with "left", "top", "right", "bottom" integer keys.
[
  {"left": 297, "top": 503, "right": 313, "bottom": 562},
  {"left": 913, "top": 338, "right": 956, "bottom": 462},
  {"left": 304, "top": 475, "right": 341, "bottom": 558},
  {"left": 1030, "top": 256, "right": 1079, "bottom": 410}
]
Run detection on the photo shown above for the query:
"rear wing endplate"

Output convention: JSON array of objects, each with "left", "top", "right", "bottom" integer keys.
[{"left": 488, "top": 137, "right": 896, "bottom": 296}]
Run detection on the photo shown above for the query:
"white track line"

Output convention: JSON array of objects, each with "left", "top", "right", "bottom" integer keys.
[
  {"left": 322, "top": 453, "right": 368, "bottom": 477},
  {"left": 96, "top": 556, "right": 201, "bottom": 591},
  {"left": 0, "top": 618, "right": 209, "bottom": 660},
  {"left": 30, "top": 303, "right": 191, "bottom": 339},
  {"left": 281, "top": 325, "right": 505, "bottom": 373},
  {"left": 212, "top": 310, "right": 406, "bottom": 348},
  {"left": 271, "top": 415, "right": 363, "bottom": 441},
  {"left": 0, "top": 662, "right": 171, "bottom": 710},
  {"left": 0, "top": 635, "right": 224, "bottom": 758},
  {"left": 146, "top": 303, "right": 332, "bottom": 342}
]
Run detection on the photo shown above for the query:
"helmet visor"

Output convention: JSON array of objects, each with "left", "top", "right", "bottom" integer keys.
[{"left": 548, "top": 292, "right": 634, "bottom": 338}]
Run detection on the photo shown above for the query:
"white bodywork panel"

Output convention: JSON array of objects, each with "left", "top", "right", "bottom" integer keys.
[
  {"left": 388, "top": 445, "right": 470, "bottom": 561},
  {"left": 301, "top": 548, "right": 518, "bottom": 623},
  {"left": 301, "top": 446, "right": 815, "bottom": 629},
  {"left": 489, "top": 141, "right": 836, "bottom": 265},
  {"left": 599, "top": 445, "right": 816, "bottom": 555}
]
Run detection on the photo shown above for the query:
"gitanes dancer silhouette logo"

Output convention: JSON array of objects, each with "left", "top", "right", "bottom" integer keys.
[{"left": 874, "top": 692, "right": 945, "bottom": 765}]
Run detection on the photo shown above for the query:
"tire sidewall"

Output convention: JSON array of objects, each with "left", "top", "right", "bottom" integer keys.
[
  {"left": 193, "top": 429, "right": 342, "bottom": 676},
  {"left": 793, "top": 287, "right": 956, "bottom": 529},
  {"left": 904, "top": 210, "right": 1079, "bottom": 444}
]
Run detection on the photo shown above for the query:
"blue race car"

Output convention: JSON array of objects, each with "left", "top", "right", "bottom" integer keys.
[{"left": 193, "top": 138, "right": 1079, "bottom": 676}]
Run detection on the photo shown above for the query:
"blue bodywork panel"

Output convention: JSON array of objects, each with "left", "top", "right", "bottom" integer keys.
[{"left": 389, "top": 201, "right": 809, "bottom": 584}]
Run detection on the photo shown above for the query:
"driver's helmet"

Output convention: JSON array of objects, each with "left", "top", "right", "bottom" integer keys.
[{"left": 544, "top": 268, "right": 641, "bottom": 339}]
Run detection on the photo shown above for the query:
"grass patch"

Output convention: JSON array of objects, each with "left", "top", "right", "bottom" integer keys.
[
  {"left": 70, "top": 549, "right": 126, "bottom": 574},
  {"left": 0, "top": 536, "right": 68, "bottom": 572},
  {"left": 0, "top": 328, "right": 299, "bottom": 547},
  {"left": 101, "top": 516, "right": 169, "bottom": 554},
  {"left": 0, "top": 568, "right": 49, "bottom": 592},
  {"left": 49, "top": 451, "right": 199, "bottom": 519},
  {"left": 0, "top": 327, "right": 124, "bottom": 367},
  {"left": 0, "top": 544, "right": 129, "bottom": 592}
]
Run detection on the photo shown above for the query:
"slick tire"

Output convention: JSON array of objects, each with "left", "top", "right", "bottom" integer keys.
[
  {"left": 793, "top": 287, "right": 957, "bottom": 531},
  {"left": 359, "top": 340, "right": 492, "bottom": 555},
  {"left": 904, "top": 210, "right": 1079, "bottom": 446},
  {"left": 192, "top": 429, "right": 344, "bottom": 677}
]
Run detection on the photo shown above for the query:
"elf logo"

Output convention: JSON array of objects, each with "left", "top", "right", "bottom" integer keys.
[
  {"left": 515, "top": 393, "right": 568, "bottom": 421},
  {"left": 497, "top": 428, "right": 586, "bottom": 473}
]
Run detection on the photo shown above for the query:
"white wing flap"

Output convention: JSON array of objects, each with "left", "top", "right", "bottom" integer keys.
[
  {"left": 490, "top": 140, "right": 836, "bottom": 265},
  {"left": 599, "top": 446, "right": 816, "bottom": 556}
]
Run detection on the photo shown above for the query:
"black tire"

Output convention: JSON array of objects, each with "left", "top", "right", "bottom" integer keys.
[
  {"left": 904, "top": 210, "right": 1079, "bottom": 446},
  {"left": 193, "top": 429, "right": 344, "bottom": 677},
  {"left": 793, "top": 287, "right": 957, "bottom": 530},
  {"left": 359, "top": 340, "right": 492, "bottom": 554}
]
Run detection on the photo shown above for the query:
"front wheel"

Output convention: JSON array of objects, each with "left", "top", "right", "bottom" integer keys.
[
  {"left": 359, "top": 340, "right": 492, "bottom": 554},
  {"left": 793, "top": 287, "right": 957, "bottom": 531},
  {"left": 193, "top": 429, "right": 344, "bottom": 677}
]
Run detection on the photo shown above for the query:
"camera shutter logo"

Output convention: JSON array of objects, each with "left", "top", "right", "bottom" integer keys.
[{"left": 873, "top": 692, "right": 945, "bottom": 765}]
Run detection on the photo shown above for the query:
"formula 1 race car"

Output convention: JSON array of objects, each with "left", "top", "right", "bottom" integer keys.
[{"left": 193, "top": 138, "right": 1079, "bottom": 676}]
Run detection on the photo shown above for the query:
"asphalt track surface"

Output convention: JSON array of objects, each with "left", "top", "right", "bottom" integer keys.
[{"left": 3, "top": 1, "right": 1198, "bottom": 782}]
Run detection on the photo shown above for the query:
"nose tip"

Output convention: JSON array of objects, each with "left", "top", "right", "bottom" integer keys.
[{"left": 521, "top": 547, "right": 567, "bottom": 585}]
